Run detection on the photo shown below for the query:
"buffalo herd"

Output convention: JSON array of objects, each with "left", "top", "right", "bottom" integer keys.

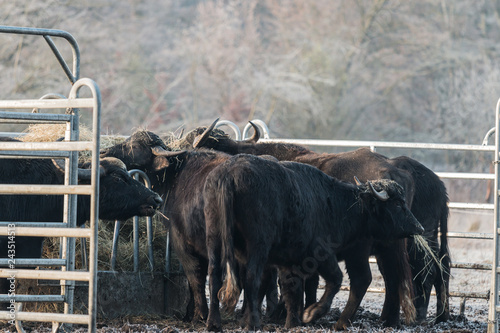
[{"left": 1, "top": 119, "right": 450, "bottom": 331}]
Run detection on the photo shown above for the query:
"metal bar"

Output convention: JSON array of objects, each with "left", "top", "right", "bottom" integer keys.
[
  {"left": 146, "top": 216, "right": 154, "bottom": 272},
  {"left": 43, "top": 35, "right": 77, "bottom": 84},
  {"left": 0, "top": 151, "right": 71, "bottom": 158},
  {"left": 488, "top": 97, "right": 500, "bottom": 333},
  {"left": 0, "top": 269, "right": 89, "bottom": 281},
  {"left": 70, "top": 78, "right": 101, "bottom": 332},
  {"left": 0, "top": 141, "right": 93, "bottom": 151},
  {"left": 111, "top": 220, "right": 121, "bottom": 271},
  {"left": 0, "top": 112, "right": 72, "bottom": 121},
  {"left": 260, "top": 138, "right": 496, "bottom": 152},
  {"left": 0, "top": 258, "right": 66, "bottom": 267},
  {"left": 0, "top": 311, "right": 89, "bottom": 324},
  {"left": 437, "top": 172, "right": 494, "bottom": 180},
  {"left": 215, "top": 120, "right": 241, "bottom": 140},
  {"left": 0, "top": 98, "right": 94, "bottom": 109},
  {"left": 0, "top": 295, "right": 65, "bottom": 302},
  {"left": 452, "top": 262, "right": 492, "bottom": 270},
  {"left": 0, "top": 222, "right": 65, "bottom": 227},
  {"left": 0, "top": 227, "right": 92, "bottom": 238},
  {"left": 0, "top": 25, "right": 80, "bottom": 83},
  {"left": 448, "top": 202, "right": 494, "bottom": 210},
  {"left": 0, "top": 184, "right": 92, "bottom": 195},
  {"left": 447, "top": 232, "right": 493, "bottom": 240},
  {"left": 133, "top": 215, "right": 139, "bottom": 272},
  {"left": 338, "top": 286, "right": 489, "bottom": 299}
]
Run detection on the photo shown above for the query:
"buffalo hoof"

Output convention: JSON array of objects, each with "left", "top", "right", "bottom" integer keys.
[
  {"left": 302, "top": 303, "right": 328, "bottom": 323},
  {"left": 284, "top": 312, "right": 302, "bottom": 329},
  {"left": 434, "top": 312, "right": 450, "bottom": 324},
  {"left": 268, "top": 301, "right": 287, "bottom": 321},
  {"left": 206, "top": 319, "right": 222, "bottom": 332},
  {"left": 382, "top": 318, "right": 401, "bottom": 328},
  {"left": 334, "top": 319, "right": 349, "bottom": 331}
]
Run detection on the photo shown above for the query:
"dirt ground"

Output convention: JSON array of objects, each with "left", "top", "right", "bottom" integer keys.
[{"left": 0, "top": 210, "right": 492, "bottom": 332}]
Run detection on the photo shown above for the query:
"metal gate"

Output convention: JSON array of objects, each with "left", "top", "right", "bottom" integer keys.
[
  {"left": 0, "top": 26, "right": 101, "bottom": 332},
  {"left": 217, "top": 118, "right": 498, "bottom": 331}
]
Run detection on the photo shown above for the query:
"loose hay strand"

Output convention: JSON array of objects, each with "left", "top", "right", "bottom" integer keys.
[{"left": 413, "top": 235, "right": 446, "bottom": 276}]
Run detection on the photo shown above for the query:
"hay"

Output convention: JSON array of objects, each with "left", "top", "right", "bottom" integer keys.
[
  {"left": 19, "top": 123, "right": 93, "bottom": 142},
  {"left": 18, "top": 123, "right": 127, "bottom": 163},
  {"left": 167, "top": 126, "right": 230, "bottom": 151},
  {"left": 42, "top": 215, "right": 168, "bottom": 272},
  {"left": 412, "top": 234, "right": 448, "bottom": 281}
]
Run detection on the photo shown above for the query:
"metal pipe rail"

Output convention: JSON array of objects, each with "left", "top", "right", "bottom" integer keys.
[
  {"left": 0, "top": 79, "right": 101, "bottom": 332},
  {"left": 110, "top": 169, "right": 155, "bottom": 272},
  {"left": 0, "top": 26, "right": 80, "bottom": 84}
]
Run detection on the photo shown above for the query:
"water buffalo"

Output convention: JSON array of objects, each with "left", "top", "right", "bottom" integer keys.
[
  {"left": 196, "top": 120, "right": 451, "bottom": 325},
  {"left": 0, "top": 137, "right": 163, "bottom": 303},
  {"left": 192, "top": 121, "right": 419, "bottom": 329},
  {"left": 203, "top": 153, "right": 424, "bottom": 331},
  {"left": 101, "top": 130, "right": 283, "bottom": 322},
  {"left": 100, "top": 131, "right": 232, "bottom": 322}
]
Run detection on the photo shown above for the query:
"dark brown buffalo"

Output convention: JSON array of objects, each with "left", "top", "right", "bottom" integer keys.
[
  {"left": 0, "top": 137, "right": 163, "bottom": 303},
  {"left": 193, "top": 119, "right": 450, "bottom": 327},
  {"left": 100, "top": 132, "right": 231, "bottom": 322},
  {"left": 203, "top": 153, "right": 424, "bottom": 331}
]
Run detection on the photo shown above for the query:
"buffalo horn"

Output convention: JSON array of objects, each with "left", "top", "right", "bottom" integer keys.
[
  {"left": 353, "top": 176, "right": 362, "bottom": 185},
  {"left": 368, "top": 181, "right": 389, "bottom": 201},
  {"left": 192, "top": 118, "right": 219, "bottom": 148},
  {"left": 151, "top": 145, "right": 187, "bottom": 158},
  {"left": 52, "top": 158, "right": 103, "bottom": 180},
  {"left": 244, "top": 121, "right": 260, "bottom": 143}
]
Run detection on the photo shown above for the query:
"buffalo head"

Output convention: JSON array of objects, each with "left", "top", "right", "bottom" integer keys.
[
  {"left": 357, "top": 179, "right": 424, "bottom": 239},
  {"left": 100, "top": 130, "right": 186, "bottom": 173}
]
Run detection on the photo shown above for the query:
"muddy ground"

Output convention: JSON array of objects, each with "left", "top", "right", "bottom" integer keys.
[{"left": 0, "top": 210, "right": 492, "bottom": 332}]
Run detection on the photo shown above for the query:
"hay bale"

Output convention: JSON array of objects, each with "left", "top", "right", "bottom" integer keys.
[
  {"left": 167, "top": 126, "right": 230, "bottom": 150},
  {"left": 19, "top": 123, "right": 93, "bottom": 142}
]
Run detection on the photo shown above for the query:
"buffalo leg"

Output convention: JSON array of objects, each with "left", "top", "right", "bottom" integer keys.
[
  {"left": 408, "top": 240, "right": 435, "bottom": 323},
  {"left": 335, "top": 248, "right": 373, "bottom": 330},
  {"left": 172, "top": 234, "right": 209, "bottom": 322},
  {"left": 264, "top": 267, "right": 279, "bottom": 317},
  {"left": 434, "top": 263, "right": 450, "bottom": 323},
  {"left": 376, "top": 242, "right": 411, "bottom": 327},
  {"left": 206, "top": 242, "right": 223, "bottom": 332},
  {"left": 241, "top": 255, "right": 267, "bottom": 330},
  {"left": 278, "top": 268, "right": 304, "bottom": 328},
  {"left": 302, "top": 258, "right": 343, "bottom": 324},
  {"left": 304, "top": 273, "right": 319, "bottom": 309}
]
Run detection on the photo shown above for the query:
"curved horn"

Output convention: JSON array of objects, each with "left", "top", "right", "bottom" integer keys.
[
  {"left": 151, "top": 145, "right": 187, "bottom": 158},
  {"left": 353, "top": 176, "right": 362, "bottom": 185},
  {"left": 193, "top": 118, "right": 220, "bottom": 148},
  {"left": 52, "top": 159, "right": 66, "bottom": 173},
  {"left": 368, "top": 181, "right": 389, "bottom": 201},
  {"left": 53, "top": 158, "right": 103, "bottom": 180},
  {"left": 244, "top": 121, "right": 260, "bottom": 143}
]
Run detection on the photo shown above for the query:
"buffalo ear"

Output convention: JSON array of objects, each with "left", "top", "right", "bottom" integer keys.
[{"left": 152, "top": 156, "right": 170, "bottom": 171}]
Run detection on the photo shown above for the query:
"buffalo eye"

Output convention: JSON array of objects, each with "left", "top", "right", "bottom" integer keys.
[{"left": 112, "top": 173, "right": 127, "bottom": 183}]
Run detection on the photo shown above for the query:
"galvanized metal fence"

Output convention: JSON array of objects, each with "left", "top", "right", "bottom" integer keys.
[
  {"left": 0, "top": 26, "right": 101, "bottom": 332},
  {"left": 110, "top": 169, "right": 156, "bottom": 273},
  {"left": 217, "top": 118, "right": 498, "bottom": 330}
]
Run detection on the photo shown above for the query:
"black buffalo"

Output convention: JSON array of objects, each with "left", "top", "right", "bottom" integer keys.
[
  {"left": 0, "top": 137, "right": 163, "bottom": 300},
  {"left": 100, "top": 131, "right": 231, "bottom": 322},
  {"left": 387, "top": 156, "right": 450, "bottom": 323},
  {"left": 192, "top": 121, "right": 416, "bottom": 329},
  {"left": 194, "top": 119, "right": 451, "bottom": 326},
  {"left": 204, "top": 154, "right": 424, "bottom": 331},
  {"left": 100, "top": 131, "right": 280, "bottom": 322}
]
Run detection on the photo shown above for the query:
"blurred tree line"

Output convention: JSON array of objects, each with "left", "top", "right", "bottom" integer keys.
[{"left": 0, "top": 0, "right": 499, "bottom": 147}]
